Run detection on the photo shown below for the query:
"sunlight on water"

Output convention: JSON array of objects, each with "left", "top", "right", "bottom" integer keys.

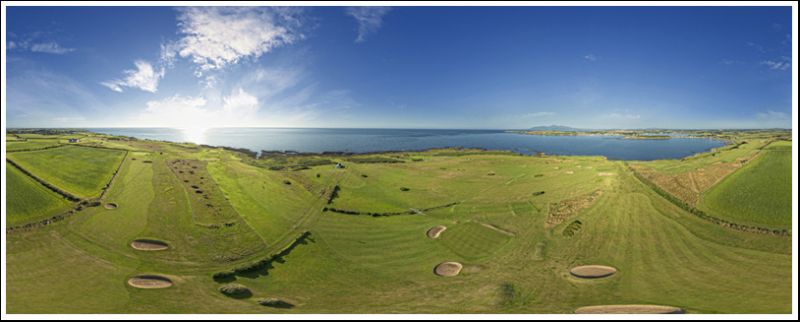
[{"left": 179, "top": 127, "right": 208, "bottom": 145}]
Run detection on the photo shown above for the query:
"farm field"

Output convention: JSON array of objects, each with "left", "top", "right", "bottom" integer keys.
[
  {"left": 699, "top": 141, "right": 792, "bottom": 228},
  {"left": 7, "top": 145, "right": 126, "bottom": 199},
  {"left": 3, "top": 131, "right": 794, "bottom": 314},
  {"left": 6, "top": 162, "right": 73, "bottom": 226}
]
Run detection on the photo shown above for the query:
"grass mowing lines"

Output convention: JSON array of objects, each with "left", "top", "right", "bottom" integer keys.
[
  {"left": 7, "top": 145, "right": 126, "bottom": 199},
  {"left": 438, "top": 221, "right": 513, "bottom": 261},
  {"left": 700, "top": 141, "right": 792, "bottom": 229},
  {"left": 6, "top": 162, "right": 74, "bottom": 226}
]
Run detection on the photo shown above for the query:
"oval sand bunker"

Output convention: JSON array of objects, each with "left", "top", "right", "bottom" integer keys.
[
  {"left": 434, "top": 262, "right": 463, "bottom": 277},
  {"left": 575, "top": 304, "right": 684, "bottom": 314},
  {"left": 130, "top": 239, "right": 169, "bottom": 251},
  {"left": 127, "top": 275, "right": 173, "bottom": 289},
  {"left": 570, "top": 265, "right": 617, "bottom": 278},
  {"left": 427, "top": 226, "right": 447, "bottom": 239},
  {"left": 104, "top": 203, "right": 118, "bottom": 210}
]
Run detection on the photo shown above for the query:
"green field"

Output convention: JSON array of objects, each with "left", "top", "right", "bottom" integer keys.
[
  {"left": 700, "top": 141, "right": 792, "bottom": 228},
  {"left": 7, "top": 145, "right": 126, "bottom": 198},
  {"left": 6, "top": 162, "right": 73, "bottom": 226},
  {"left": 6, "top": 140, "right": 63, "bottom": 152},
  {"left": 4, "top": 132, "right": 793, "bottom": 314}
]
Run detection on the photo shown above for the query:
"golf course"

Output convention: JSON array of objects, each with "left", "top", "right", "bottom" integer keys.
[{"left": 3, "top": 129, "right": 792, "bottom": 313}]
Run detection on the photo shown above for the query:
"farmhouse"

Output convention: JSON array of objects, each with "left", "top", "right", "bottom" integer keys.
[
  {"left": 68, "top": 138, "right": 80, "bottom": 143},
  {"left": 335, "top": 162, "right": 345, "bottom": 169}
]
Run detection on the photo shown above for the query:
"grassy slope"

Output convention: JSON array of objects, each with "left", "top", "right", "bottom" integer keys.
[
  {"left": 6, "top": 162, "right": 73, "bottom": 226},
  {"left": 700, "top": 141, "right": 792, "bottom": 228},
  {"left": 5, "top": 136, "right": 792, "bottom": 313},
  {"left": 7, "top": 145, "right": 126, "bottom": 198}
]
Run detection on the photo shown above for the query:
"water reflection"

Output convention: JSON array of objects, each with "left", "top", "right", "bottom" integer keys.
[{"left": 180, "top": 127, "right": 208, "bottom": 145}]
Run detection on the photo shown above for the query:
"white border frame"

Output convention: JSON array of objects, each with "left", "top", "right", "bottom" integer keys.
[{"left": 1, "top": 1, "right": 797, "bottom": 320}]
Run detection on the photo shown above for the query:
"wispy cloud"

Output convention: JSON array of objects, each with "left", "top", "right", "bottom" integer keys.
[
  {"left": 607, "top": 112, "right": 641, "bottom": 120},
  {"left": 7, "top": 32, "right": 75, "bottom": 55},
  {"left": 102, "top": 60, "right": 165, "bottom": 93},
  {"left": 525, "top": 111, "right": 556, "bottom": 118},
  {"left": 583, "top": 54, "right": 597, "bottom": 62},
  {"left": 760, "top": 57, "right": 791, "bottom": 71},
  {"left": 171, "top": 7, "right": 304, "bottom": 74},
  {"left": 346, "top": 7, "right": 391, "bottom": 43}
]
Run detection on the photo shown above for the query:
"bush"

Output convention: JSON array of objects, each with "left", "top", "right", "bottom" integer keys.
[
  {"left": 212, "top": 271, "right": 236, "bottom": 282},
  {"left": 400, "top": 187, "right": 410, "bottom": 191},
  {"left": 532, "top": 191, "right": 546, "bottom": 196},
  {"left": 219, "top": 283, "right": 252, "bottom": 298},
  {"left": 257, "top": 297, "right": 295, "bottom": 309}
]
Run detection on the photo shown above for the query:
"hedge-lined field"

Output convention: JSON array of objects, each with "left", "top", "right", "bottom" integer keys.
[
  {"left": 700, "top": 141, "right": 792, "bottom": 228},
  {"left": 6, "top": 162, "right": 73, "bottom": 226},
  {"left": 7, "top": 145, "right": 126, "bottom": 198}
]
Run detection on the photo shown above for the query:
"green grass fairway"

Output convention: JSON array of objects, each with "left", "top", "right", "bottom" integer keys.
[
  {"left": 4, "top": 132, "right": 793, "bottom": 314},
  {"left": 7, "top": 145, "right": 126, "bottom": 198},
  {"left": 6, "top": 162, "right": 73, "bottom": 226},
  {"left": 700, "top": 141, "right": 792, "bottom": 228},
  {"left": 438, "top": 222, "right": 514, "bottom": 261}
]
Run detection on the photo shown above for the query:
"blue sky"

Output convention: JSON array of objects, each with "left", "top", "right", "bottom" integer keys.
[{"left": 5, "top": 6, "right": 793, "bottom": 129}]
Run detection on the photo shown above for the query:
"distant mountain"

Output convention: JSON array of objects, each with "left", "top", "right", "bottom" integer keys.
[{"left": 527, "top": 125, "right": 584, "bottom": 132}]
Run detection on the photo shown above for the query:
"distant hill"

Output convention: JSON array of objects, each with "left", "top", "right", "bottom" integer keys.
[{"left": 527, "top": 125, "right": 584, "bottom": 132}]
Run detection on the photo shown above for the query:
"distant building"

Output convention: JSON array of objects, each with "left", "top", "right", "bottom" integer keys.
[
  {"left": 335, "top": 162, "right": 345, "bottom": 169},
  {"left": 68, "top": 138, "right": 80, "bottom": 143}
]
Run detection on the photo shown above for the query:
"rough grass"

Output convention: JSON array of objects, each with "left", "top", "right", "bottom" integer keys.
[
  {"left": 700, "top": 141, "right": 792, "bottom": 228},
  {"left": 7, "top": 145, "right": 126, "bottom": 198},
  {"left": 5, "top": 133, "right": 793, "bottom": 314},
  {"left": 6, "top": 161, "right": 73, "bottom": 226}
]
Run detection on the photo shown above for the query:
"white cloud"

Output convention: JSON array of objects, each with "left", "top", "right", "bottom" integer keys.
[
  {"left": 760, "top": 57, "right": 791, "bottom": 71},
  {"left": 223, "top": 88, "right": 259, "bottom": 116},
  {"left": 29, "top": 42, "right": 75, "bottom": 54},
  {"left": 174, "top": 7, "right": 304, "bottom": 74},
  {"left": 139, "top": 95, "right": 211, "bottom": 127},
  {"left": 583, "top": 54, "right": 597, "bottom": 62},
  {"left": 346, "top": 7, "right": 391, "bottom": 43},
  {"left": 102, "top": 60, "right": 165, "bottom": 93}
]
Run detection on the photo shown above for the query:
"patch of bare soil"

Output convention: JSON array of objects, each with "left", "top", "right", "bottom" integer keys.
[
  {"left": 104, "top": 203, "right": 118, "bottom": 210},
  {"left": 575, "top": 304, "right": 684, "bottom": 314},
  {"left": 427, "top": 226, "right": 447, "bottom": 239},
  {"left": 546, "top": 190, "right": 603, "bottom": 228},
  {"left": 434, "top": 262, "right": 463, "bottom": 277},
  {"left": 569, "top": 265, "right": 617, "bottom": 278},
  {"left": 127, "top": 275, "right": 173, "bottom": 289}
]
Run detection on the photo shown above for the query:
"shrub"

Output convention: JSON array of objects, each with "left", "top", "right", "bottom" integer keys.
[
  {"left": 532, "top": 191, "right": 546, "bottom": 196},
  {"left": 257, "top": 298, "right": 295, "bottom": 309},
  {"left": 219, "top": 283, "right": 252, "bottom": 298},
  {"left": 400, "top": 187, "right": 410, "bottom": 192},
  {"left": 212, "top": 271, "right": 236, "bottom": 282}
]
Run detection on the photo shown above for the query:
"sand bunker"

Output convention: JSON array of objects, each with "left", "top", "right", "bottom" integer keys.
[
  {"left": 434, "top": 262, "right": 463, "bottom": 277},
  {"left": 104, "top": 203, "right": 118, "bottom": 210},
  {"left": 570, "top": 265, "right": 617, "bottom": 278},
  {"left": 127, "top": 275, "right": 173, "bottom": 289},
  {"left": 130, "top": 239, "right": 169, "bottom": 251},
  {"left": 575, "top": 304, "right": 684, "bottom": 314},
  {"left": 565, "top": 171, "right": 574, "bottom": 175},
  {"left": 598, "top": 172, "right": 615, "bottom": 177},
  {"left": 427, "top": 226, "right": 447, "bottom": 239}
]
